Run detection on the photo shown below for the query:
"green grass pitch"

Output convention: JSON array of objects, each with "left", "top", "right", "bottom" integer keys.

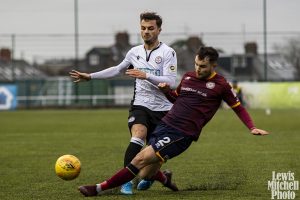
[{"left": 0, "top": 109, "right": 299, "bottom": 200}]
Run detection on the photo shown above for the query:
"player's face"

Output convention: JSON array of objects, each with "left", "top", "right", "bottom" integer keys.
[
  {"left": 194, "top": 56, "right": 216, "bottom": 79},
  {"left": 140, "top": 19, "right": 161, "bottom": 45}
]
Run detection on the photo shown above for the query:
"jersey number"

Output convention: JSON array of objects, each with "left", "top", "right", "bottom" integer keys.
[{"left": 156, "top": 137, "right": 171, "bottom": 147}]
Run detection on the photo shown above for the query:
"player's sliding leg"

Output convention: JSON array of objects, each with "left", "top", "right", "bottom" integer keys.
[
  {"left": 121, "top": 124, "right": 146, "bottom": 195},
  {"left": 79, "top": 146, "right": 156, "bottom": 197},
  {"left": 78, "top": 146, "right": 178, "bottom": 197},
  {"left": 79, "top": 164, "right": 140, "bottom": 197},
  {"left": 137, "top": 163, "right": 161, "bottom": 190},
  {"left": 137, "top": 163, "right": 178, "bottom": 191}
]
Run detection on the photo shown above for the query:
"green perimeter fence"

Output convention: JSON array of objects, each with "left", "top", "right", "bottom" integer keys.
[
  {"left": 1, "top": 78, "right": 300, "bottom": 109},
  {"left": 1, "top": 78, "right": 135, "bottom": 108}
]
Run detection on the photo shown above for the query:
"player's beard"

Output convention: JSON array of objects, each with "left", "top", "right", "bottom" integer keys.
[
  {"left": 196, "top": 70, "right": 211, "bottom": 79},
  {"left": 143, "top": 35, "right": 158, "bottom": 46},
  {"left": 144, "top": 39, "right": 152, "bottom": 45}
]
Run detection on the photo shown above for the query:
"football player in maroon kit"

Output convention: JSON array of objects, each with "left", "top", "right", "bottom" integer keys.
[{"left": 78, "top": 46, "right": 269, "bottom": 197}]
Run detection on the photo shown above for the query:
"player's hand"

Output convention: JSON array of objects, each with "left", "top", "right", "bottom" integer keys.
[
  {"left": 69, "top": 70, "right": 91, "bottom": 82},
  {"left": 158, "top": 82, "right": 171, "bottom": 93},
  {"left": 251, "top": 128, "right": 269, "bottom": 136},
  {"left": 125, "top": 69, "right": 146, "bottom": 79}
]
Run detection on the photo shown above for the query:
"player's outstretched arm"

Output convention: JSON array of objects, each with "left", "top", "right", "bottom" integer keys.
[
  {"left": 251, "top": 128, "right": 269, "bottom": 136},
  {"left": 69, "top": 70, "right": 91, "bottom": 83},
  {"left": 231, "top": 104, "right": 269, "bottom": 136}
]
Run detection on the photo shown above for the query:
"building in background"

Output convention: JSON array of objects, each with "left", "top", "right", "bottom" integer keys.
[
  {"left": 85, "top": 31, "right": 132, "bottom": 72},
  {"left": 172, "top": 36, "right": 204, "bottom": 73},
  {"left": 218, "top": 42, "right": 298, "bottom": 81},
  {"left": 0, "top": 48, "right": 47, "bottom": 82},
  {"left": 1, "top": 33, "right": 299, "bottom": 108}
]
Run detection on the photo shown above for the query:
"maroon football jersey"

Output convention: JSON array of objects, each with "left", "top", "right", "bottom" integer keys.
[{"left": 162, "top": 71, "right": 240, "bottom": 141}]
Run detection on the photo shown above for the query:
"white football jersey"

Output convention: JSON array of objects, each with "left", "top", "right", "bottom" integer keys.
[
  {"left": 90, "top": 42, "right": 177, "bottom": 111},
  {"left": 124, "top": 42, "right": 177, "bottom": 111}
]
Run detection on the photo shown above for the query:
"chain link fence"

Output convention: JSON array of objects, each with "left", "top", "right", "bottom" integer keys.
[
  {"left": 1, "top": 32, "right": 300, "bottom": 109},
  {"left": 1, "top": 31, "right": 299, "bottom": 64}
]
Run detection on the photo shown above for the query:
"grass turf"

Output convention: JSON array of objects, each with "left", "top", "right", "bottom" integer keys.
[{"left": 0, "top": 109, "right": 299, "bottom": 199}]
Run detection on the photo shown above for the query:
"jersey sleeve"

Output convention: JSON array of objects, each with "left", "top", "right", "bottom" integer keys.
[
  {"left": 146, "top": 48, "right": 177, "bottom": 88},
  {"left": 90, "top": 51, "right": 132, "bottom": 79},
  {"left": 232, "top": 105, "right": 255, "bottom": 130},
  {"left": 222, "top": 81, "right": 241, "bottom": 108},
  {"left": 222, "top": 81, "right": 255, "bottom": 130}
]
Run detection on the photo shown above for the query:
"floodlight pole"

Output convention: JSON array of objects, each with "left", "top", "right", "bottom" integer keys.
[
  {"left": 74, "top": 0, "right": 79, "bottom": 103},
  {"left": 263, "top": 0, "right": 268, "bottom": 81},
  {"left": 74, "top": 0, "right": 79, "bottom": 69},
  {"left": 11, "top": 34, "right": 15, "bottom": 81}
]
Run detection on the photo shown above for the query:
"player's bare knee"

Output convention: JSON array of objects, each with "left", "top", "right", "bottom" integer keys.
[{"left": 131, "top": 125, "right": 147, "bottom": 140}]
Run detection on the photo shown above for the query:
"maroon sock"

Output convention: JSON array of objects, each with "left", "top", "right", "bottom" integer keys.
[
  {"left": 100, "top": 164, "right": 139, "bottom": 190},
  {"left": 152, "top": 170, "right": 167, "bottom": 184}
]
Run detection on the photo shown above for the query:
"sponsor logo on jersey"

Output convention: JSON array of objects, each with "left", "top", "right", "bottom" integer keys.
[
  {"left": 181, "top": 87, "right": 207, "bottom": 97},
  {"left": 184, "top": 76, "right": 191, "bottom": 80},
  {"left": 169, "top": 65, "right": 176, "bottom": 73},
  {"left": 138, "top": 68, "right": 161, "bottom": 76},
  {"left": 206, "top": 82, "right": 215, "bottom": 89},
  {"left": 155, "top": 56, "right": 162, "bottom": 64}
]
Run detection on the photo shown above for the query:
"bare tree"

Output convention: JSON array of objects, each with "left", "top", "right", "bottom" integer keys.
[{"left": 274, "top": 36, "right": 300, "bottom": 80}]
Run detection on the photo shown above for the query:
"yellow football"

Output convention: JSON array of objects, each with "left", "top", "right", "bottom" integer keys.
[{"left": 55, "top": 155, "right": 81, "bottom": 180}]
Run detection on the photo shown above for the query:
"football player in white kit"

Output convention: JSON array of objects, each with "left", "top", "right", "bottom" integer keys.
[{"left": 69, "top": 12, "right": 177, "bottom": 195}]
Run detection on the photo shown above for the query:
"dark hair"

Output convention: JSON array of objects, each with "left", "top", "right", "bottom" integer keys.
[
  {"left": 140, "top": 12, "right": 162, "bottom": 28},
  {"left": 196, "top": 46, "right": 219, "bottom": 63}
]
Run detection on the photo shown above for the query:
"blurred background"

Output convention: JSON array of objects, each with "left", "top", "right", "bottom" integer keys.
[{"left": 1, "top": 0, "right": 300, "bottom": 109}]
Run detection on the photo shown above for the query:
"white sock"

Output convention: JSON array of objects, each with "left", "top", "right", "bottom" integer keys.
[
  {"left": 96, "top": 184, "right": 102, "bottom": 194},
  {"left": 130, "top": 137, "right": 145, "bottom": 147}
]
